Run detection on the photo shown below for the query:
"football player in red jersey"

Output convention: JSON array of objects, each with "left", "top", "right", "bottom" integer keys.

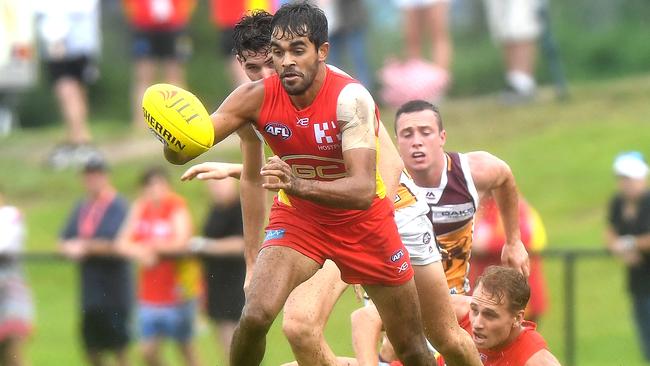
[
  {"left": 352, "top": 266, "right": 560, "bottom": 366},
  {"left": 183, "top": 11, "right": 485, "bottom": 366},
  {"left": 165, "top": 3, "right": 439, "bottom": 365},
  {"left": 469, "top": 266, "right": 560, "bottom": 366}
]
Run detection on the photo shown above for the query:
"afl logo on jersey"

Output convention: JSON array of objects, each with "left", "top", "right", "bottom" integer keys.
[{"left": 264, "top": 123, "right": 292, "bottom": 140}]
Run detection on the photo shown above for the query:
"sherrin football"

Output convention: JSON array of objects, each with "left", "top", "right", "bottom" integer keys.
[{"left": 142, "top": 83, "right": 214, "bottom": 159}]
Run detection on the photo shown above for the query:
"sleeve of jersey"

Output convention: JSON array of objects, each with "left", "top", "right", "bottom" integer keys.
[{"left": 337, "top": 83, "right": 377, "bottom": 152}]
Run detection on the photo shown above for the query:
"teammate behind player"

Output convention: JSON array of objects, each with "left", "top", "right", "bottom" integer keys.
[
  {"left": 181, "top": 9, "right": 482, "bottom": 366},
  {"left": 167, "top": 4, "right": 435, "bottom": 365},
  {"left": 232, "top": 10, "right": 275, "bottom": 81}
]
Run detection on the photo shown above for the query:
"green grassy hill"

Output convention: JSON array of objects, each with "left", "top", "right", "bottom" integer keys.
[{"left": 2, "top": 74, "right": 650, "bottom": 365}]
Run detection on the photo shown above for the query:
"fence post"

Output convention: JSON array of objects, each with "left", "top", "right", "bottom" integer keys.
[{"left": 565, "top": 251, "right": 576, "bottom": 366}]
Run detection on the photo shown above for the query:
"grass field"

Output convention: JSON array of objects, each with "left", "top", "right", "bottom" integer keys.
[{"left": 2, "top": 74, "right": 650, "bottom": 365}]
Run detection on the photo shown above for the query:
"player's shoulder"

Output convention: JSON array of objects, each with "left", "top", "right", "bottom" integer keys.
[
  {"left": 516, "top": 324, "right": 550, "bottom": 359},
  {"left": 465, "top": 151, "right": 499, "bottom": 164},
  {"left": 237, "top": 79, "right": 267, "bottom": 98},
  {"left": 524, "top": 349, "right": 561, "bottom": 366},
  {"left": 225, "top": 79, "right": 267, "bottom": 117},
  {"left": 522, "top": 326, "right": 548, "bottom": 347},
  {"left": 327, "top": 64, "right": 354, "bottom": 79},
  {"left": 338, "top": 82, "right": 374, "bottom": 104},
  {"left": 465, "top": 150, "right": 510, "bottom": 173}
]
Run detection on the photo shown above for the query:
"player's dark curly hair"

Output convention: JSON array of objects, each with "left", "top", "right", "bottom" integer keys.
[
  {"left": 394, "top": 100, "right": 444, "bottom": 134},
  {"left": 232, "top": 10, "right": 273, "bottom": 59},
  {"left": 271, "top": 1, "right": 328, "bottom": 49}
]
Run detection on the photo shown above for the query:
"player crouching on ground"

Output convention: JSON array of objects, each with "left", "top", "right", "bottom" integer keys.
[{"left": 351, "top": 266, "right": 561, "bottom": 366}]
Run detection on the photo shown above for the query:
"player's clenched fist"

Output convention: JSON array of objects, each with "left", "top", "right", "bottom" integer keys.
[{"left": 260, "top": 156, "right": 297, "bottom": 192}]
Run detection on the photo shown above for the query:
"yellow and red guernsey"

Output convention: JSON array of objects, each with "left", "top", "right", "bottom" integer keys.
[{"left": 257, "top": 66, "right": 387, "bottom": 225}]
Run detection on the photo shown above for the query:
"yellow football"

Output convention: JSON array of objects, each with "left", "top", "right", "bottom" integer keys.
[{"left": 142, "top": 83, "right": 214, "bottom": 159}]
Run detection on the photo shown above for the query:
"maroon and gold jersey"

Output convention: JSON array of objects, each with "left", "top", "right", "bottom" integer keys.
[
  {"left": 420, "top": 152, "right": 479, "bottom": 294},
  {"left": 257, "top": 65, "right": 386, "bottom": 225}
]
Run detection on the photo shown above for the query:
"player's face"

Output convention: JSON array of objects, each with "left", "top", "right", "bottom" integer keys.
[
  {"left": 270, "top": 32, "right": 327, "bottom": 95},
  {"left": 395, "top": 109, "right": 446, "bottom": 174},
  {"left": 238, "top": 50, "right": 275, "bottom": 82},
  {"left": 470, "top": 284, "right": 523, "bottom": 350}
]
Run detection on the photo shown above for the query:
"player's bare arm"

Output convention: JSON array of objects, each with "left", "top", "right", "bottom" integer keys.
[
  {"left": 377, "top": 121, "right": 404, "bottom": 199},
  {"left": 525, "top": 349, "right": 562, "bottom": 366},
  {"left": 238, "top": 125, "right": 267, "bottom": 291},
  {"left": 468, "top": 151, "right": 530, "bottom": 276},
  {"left": 260, "top": 84, "right": 379, "bottom": 210},
  {"left": 181, "top": 162, "right": 243, "bottom": 181},
  {"left": 351, "top": 305, "right": 387, "bottom": 366},
  {"left": 164, "top": 81, "right": 265, "bottom": 165}
]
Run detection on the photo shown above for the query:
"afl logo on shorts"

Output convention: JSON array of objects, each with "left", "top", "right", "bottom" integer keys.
[
  {"left": 423, "top": 232, "right": 431, "bottom": 245},
  {"left": 390, "top": 249, "right": 405, "bottom": 262},
  {"left": 264, "top": 123, "right": 292, "bottom": 140}
]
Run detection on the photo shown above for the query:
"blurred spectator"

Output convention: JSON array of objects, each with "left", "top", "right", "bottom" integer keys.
[
  {"left": 606, "top": 152, "right": 650, "bottom": 361},
  {"left": 0, "top": 187, "right": 34, "bottom": 366},
  {"left": 122, "top": 0, "right": 196, "bottom": 127},
  {"left": 190, "top": 178, "right": 245, "bottom": 364},
  {"left": 378, "top": 0, "right": 451, "bottom": 107},
  {"left": 396, "top": 0, "right": 451, "bottom": 72},
  {"left": 59, "top": 159, "right": 132, "bottom": 366},
  {"left": 483, "top": 0, "right": 542, "bottom": 102},
  {"left": 319, "top": 0, "right": 372, "bottom": 89},
  {"left": 34, "top": 0, "right": 102, "bottom": 169},
  {"left": 209, "top": 0, "right": 277, "bottom": 86},
  {"left": 470, "top": 193, "right": 549, "bottom": 323},
  {"left": 116, "top": 166, "right": 201, "bottom": 366},
  {"left": 0, "top": 0, "right": 38, "bottom": 137}
]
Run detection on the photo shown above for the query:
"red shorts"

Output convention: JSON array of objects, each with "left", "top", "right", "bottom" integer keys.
[{"left": 262, "top": 197, "right": 413, "bottom": 285}]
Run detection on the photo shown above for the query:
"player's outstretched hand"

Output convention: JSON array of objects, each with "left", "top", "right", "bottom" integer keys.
[
  {"left": 260, "top": 155, "right": 297, "bottom": 192},
  {"left": 501, "top": 240, "right": 530, "bottom": 278},
  {"left": 181, "top": 162, "right": 241, "bottom": 181}
]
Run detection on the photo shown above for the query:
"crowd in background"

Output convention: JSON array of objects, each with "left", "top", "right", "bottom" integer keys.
[
  {"left": 0, "top": 0, "right": 552, "bottom": 169},
  {"left": 56, "top": 159, "right": 246, "bottom": 366}
]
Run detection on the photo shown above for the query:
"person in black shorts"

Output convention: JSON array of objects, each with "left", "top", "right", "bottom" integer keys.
[
  {"left": 59, "top": 158, "right": 133, "bottom": 366},
  {"left": 122, "top": 0, "right": 194, "bottom": 127},
  {"left": 190, "top": 178, "right": 245, "bottom": 363},
  {"left": 35, "top": 1, "right": 103, "bottom": 169}
]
